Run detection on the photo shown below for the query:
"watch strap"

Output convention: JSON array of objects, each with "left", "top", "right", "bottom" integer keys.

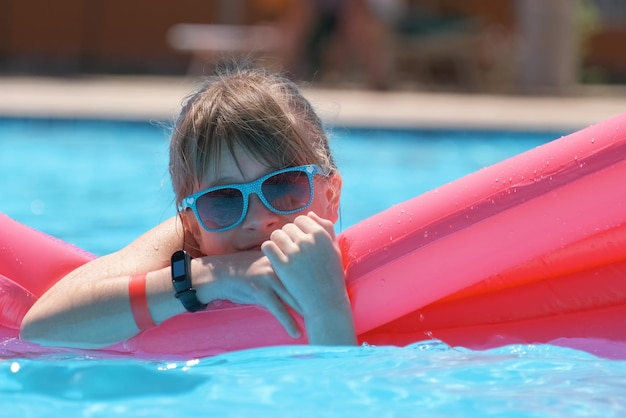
[
  {"left": 171, "top": 250, "right": 207, "bottom": 313},
  {"left": 175, "top": 288, "right": 206, "bottom": 312}
]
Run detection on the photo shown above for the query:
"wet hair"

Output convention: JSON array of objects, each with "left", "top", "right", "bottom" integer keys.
[{"left": 169, "top": 61, "right": 336, "bottom": 206}]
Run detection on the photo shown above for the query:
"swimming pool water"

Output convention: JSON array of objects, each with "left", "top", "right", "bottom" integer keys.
[
  {"left": 0, "top": 118, "right": 558, "bottom": 255},
  {"left": 2, "top": 343, "right": 626, "bottom": 417},
  {"left": 1, "top": 118, "right": 625, "bottom": 417}
]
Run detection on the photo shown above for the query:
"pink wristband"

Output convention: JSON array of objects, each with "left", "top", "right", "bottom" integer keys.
[{"left": 129, "top": 273, "right": 156, "bottom": 331}]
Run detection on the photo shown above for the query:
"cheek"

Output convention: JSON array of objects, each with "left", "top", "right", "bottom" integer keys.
[
  {"left": 196, "top": 230, "right": 233, "bottom": 256},
  {"left": 307, "top": 187, "right": 334, "bottom": 221}
]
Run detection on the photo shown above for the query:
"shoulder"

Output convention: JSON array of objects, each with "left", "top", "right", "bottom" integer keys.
[
  {"left": 120, "top": 216, "right": 187, "bottom": 269},
  {"left": 79, "top": 217, "right": 187, "bottom": 277},
  {"left": 57, "top": 216, "right": 196, "bottom": 284}
]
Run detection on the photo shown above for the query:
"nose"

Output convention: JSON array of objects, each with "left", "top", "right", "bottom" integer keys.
[{"left": 240, "top": 194, "right": 279, "bottom": 231}]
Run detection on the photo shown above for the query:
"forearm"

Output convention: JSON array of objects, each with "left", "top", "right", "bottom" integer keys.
[
  {"left": 18, "top": 252, "right": 286, "bottom": 349},
  {"left": 261, "top": 213, "right": 357, "bottom": 346},
  {"left": 20, "top": 267, "right": 185, "bottom": 349},
  {"left": 302, "top": 294, "right": 357, "bottom": 346}
]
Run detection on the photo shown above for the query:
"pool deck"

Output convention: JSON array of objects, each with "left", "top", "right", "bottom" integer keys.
[{"left": 1, "top": 75, "right": 625, "bottom": 132}]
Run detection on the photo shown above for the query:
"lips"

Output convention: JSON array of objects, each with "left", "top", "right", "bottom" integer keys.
[{"left": 239, "top": 242, "right": 265, "bottom": 252}]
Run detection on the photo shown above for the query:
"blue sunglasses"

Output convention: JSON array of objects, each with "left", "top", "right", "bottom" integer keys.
[{"left": 180, "top": 164, "right": 330, "bottom": 232}]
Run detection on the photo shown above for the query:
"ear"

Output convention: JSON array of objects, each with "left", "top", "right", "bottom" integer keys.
[{"left": 324, "top": 173, "right": 342, "bottom": 223}]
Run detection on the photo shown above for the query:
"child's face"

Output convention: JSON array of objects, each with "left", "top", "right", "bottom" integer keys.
[{"left": 184, "top": 144, "right": 341, "bottom": 256}]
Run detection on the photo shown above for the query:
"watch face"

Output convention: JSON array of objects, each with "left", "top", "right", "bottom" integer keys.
[{"left": 172, "top": 258, "right": 186, "bottom": 280}]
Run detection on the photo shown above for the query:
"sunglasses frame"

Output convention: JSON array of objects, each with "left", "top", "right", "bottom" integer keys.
[{"left": 180, "top": 164, "right": 330, "bottom": 232}]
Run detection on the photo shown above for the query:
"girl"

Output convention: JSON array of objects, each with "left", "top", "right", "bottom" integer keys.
[{"left": 20, "top": 62, "right": 356, "bottom": 349}]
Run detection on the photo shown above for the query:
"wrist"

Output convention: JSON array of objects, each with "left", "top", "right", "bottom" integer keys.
[
  {"left": 303, "top": 296, "right": 353, "bottom": 324},
  {"left": 299, "top": 277, "right": 352, "bottom": 319},
  {"left": 188, "top": 256, "right": 221, "bottom": 303},
  {"left": 171, "top": 250, "right": 207, "bottom": 312},
  {"left": 303, "top": 301, "right": 356, "bottom": 346}
]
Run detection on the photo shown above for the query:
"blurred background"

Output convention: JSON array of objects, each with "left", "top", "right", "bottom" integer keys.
[{"left": 0, "top": 0, "right": 625, "bottom": 94}]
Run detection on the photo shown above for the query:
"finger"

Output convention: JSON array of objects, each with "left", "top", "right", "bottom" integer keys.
[
  {"left": 269, "top": 228, "right": 300, "bottom": 253},
  {"left": 281, "top": 222, "right": 307, "bottom": 240},
  {"left": 293, "top": 213, "right": 320, "bottom": 232},
  {"left": 261, "top": 240, "right": 288, "bottom": 265},
  {"left": 270, "top": 276, "right": 304, "bottom": 316},
  {"left": 307, "top": 212, "right": 336, "bottom": 237},
  {"left": 260, "top": 292, "right": 302, "bottom": 338},
  {"left": 260, "top": 242, "right": 304, "bottom": 315},
  {"left": 295, "top": 212, "right": 336, "bottom": 240}
]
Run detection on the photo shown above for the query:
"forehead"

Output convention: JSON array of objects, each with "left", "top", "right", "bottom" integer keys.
[{"left": 202, "top": 143, "right": 273, "bottom": 188}]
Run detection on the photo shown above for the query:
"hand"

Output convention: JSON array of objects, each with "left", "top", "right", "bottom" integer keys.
[
  {"left": 194, "top": 251, "right": 303, "bottom": 338},
  {"left": 261, "top": 212, "right": 356, "bottom": 345}
]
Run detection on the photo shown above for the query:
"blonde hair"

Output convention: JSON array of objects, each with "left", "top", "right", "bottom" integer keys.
[{"left": 169, "top": 62, "right": 336, "bottom": 206}]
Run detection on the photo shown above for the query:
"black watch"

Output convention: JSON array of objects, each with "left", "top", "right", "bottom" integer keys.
[{"left": 171, "top": 250, "right": 207, "bottom": 312}]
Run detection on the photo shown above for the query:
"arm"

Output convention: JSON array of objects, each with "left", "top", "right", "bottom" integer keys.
[
  {"left": 262, "top": 212, "right": 357, "bottom": 346},
  {"left": 20, "top": 217, "right": 301, "bottom": 348}
]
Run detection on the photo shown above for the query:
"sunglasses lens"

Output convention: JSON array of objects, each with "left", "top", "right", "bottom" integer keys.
[
  {"left": 262, "top": 170, "right": 312, "bottom": 212},
  {"left": 190, "top": 167, "right": 317, "bottom": 231},
  {"left": 195, "top": 188, "right": 244, "bottom": 230}
]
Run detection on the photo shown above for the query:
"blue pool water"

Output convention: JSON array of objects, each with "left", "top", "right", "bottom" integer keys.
[
  {"left": 1, "top": 118, "right": 626, "bottom": 416},
  {"left": 1, "top": 118, "right": 560, "bottom": 255}
]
